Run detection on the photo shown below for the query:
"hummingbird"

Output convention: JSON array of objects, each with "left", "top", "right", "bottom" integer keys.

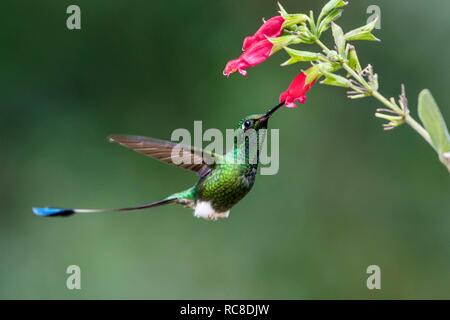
[{"left": 32, "top": 102, "right": 283, "bottom": 221}]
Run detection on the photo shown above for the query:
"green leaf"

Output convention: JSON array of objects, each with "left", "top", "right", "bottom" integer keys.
[
  {"left": 304, "top": 64, "right": 325, "bottom": 84},
  {"left": 346, "top": 33, "right": 380, "bottom": 42},
  {"left": 281, "top": 47, "right": 323, "bottom": 66},
  {"left": 344, "top": 18, "right": 380, "bottom": 42},
  {"left": 331, "top": 23, "right": 345, "bottom": 56},
  {"left": 318, "top": 9, "right": 343, "bottom": 35},
  {"left": 278, "top": 3, "right": 309, "bottom": 28},
  {"left": 303, "top": 61, "right": 342, "bottom": 84},
  {"left": 277, "top": 2, "right": 288, "bottom": 17},
  {"left": 308, "top": 10, "right": 317, "bottom": 35},
  {"left": 268, "top": 35, "right": 302, "bottom": 53},
  {"left": 320, "top": 72, "right": 352, "bottom": 88},
  {"left": 347, "top": 44, "right": 362, "bottom": 73},
  {"left": 418, "top": 89, "right": 450, "bottom": 153},
  {"left": 296, "top": 24, "right": 317, "bottom": 44},
  {"left": 282, "top": 14, "right": 309, "bottom": 29},
  {"left": 318, "top": 0, "right": 348, "bottom": 23}
]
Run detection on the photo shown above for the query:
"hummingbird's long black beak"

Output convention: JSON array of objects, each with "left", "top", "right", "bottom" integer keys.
[{"left": 260, "top": 101, "right": 284, "bottom": 122}]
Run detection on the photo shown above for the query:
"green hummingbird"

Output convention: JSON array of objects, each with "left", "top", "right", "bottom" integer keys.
[{"left": 32, "top": 102, "right": 283, "bottom": 220}]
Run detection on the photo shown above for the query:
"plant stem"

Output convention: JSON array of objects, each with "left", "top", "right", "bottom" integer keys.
[
  {"left": 405, "top": 115, "right": 434, "bottom": 147},
  {"left": 370, "top": 90, "right": 400, "bottom": 113},
  {"left": 315, "top": 38, "right": 434, "bottom": 149},
  {"left": 315, "top": 38, "right": 330, "bottom": 53}
]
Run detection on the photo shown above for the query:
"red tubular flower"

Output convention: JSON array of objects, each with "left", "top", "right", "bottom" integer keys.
[
  {"left": 279, "top": 72, "right": 317, "bottom": 108},
  {"left": 223, "top": 39, "right": 273, "bottom": 77},
  {"left": 224, "top": 15, "right": 285, "bottom": 77},
  {"left": 242, "top": 16, "right": 285, "bottom": 51}
]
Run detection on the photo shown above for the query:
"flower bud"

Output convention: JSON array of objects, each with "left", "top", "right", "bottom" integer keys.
[{"left": 347, "top": 45, "right": 362, "bottom": 73}]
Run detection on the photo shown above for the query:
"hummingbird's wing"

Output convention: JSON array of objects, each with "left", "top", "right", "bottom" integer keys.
[{"left": 108, "top": 135, "right": 223, "bottom": 177}]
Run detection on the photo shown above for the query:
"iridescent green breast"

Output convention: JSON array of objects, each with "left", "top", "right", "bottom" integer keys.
[{"left": 195, "top": 163, "right": 257, "bottom": 212}]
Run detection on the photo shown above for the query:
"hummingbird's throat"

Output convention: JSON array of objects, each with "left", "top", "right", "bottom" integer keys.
[{"left": 233, "top": 129, "right": 267, "bottom": 165}]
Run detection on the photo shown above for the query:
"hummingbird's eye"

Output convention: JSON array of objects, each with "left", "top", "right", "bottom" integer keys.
[{"left": 243, "top": 120, "right": 252, "bottom": 129}]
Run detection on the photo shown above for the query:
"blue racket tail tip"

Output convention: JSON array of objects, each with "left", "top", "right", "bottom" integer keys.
[{"left": 32, "top": 207, "right": 75, "bottom": 217}]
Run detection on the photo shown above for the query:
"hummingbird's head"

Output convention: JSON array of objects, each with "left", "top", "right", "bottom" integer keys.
[{"left": 236, "top": 102, "right": 284, "bottom": 131}]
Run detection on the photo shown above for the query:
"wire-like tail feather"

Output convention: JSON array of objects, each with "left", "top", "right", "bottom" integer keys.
[{"left": 32, "top": 198, "right": 177, "bottom": 217}]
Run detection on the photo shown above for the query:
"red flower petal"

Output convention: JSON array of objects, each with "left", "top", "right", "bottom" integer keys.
[
  {"left": 223, "top": 39, "right": 273, "bottom": 77},
  {"left": 224, "top": 16, "right": 285, "bottom": 77},
  {"left": 279, "top": 72, "right": 316, "bottom": 108},
  {"left": 242, "top": 16, "right": 285, "bottom": 51}
]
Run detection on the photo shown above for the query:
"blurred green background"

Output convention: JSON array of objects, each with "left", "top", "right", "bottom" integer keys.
[{"left": 0, "top": 0, "right": 449, "bottom": 299}]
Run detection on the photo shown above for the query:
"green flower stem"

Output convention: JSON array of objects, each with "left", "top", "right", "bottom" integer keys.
[
  {"left": 314, "top": 38, "right": 434, "bottom": 149},
  {"left": 404, "top": 114, "right": 434, "bottom": 147}
]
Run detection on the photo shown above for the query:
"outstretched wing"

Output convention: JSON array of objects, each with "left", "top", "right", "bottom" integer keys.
[{"left": 108, "top": 135, "right": 222, "bottom": 177}]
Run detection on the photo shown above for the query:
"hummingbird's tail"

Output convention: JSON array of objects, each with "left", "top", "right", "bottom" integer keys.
[{"left": 32, "top": 198, "right": 178, "bottom": 217}]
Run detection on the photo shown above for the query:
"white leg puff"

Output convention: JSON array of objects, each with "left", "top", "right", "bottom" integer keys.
[{"left": 194, "top": 201, "right": 230, "bottom": 221}]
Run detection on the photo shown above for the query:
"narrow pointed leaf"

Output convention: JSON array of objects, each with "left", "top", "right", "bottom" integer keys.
[
  {"left": 346, "top": 33, "right": 380, "bottom": 42},
  {"left": 277, "top": 2, "right": 288, "bottom": 17},
  {"left": 282, "top": 14, "right": 309, "bottom": 28},
  {"left": 347, "top": 45, "right": 362, "bottom": 73},
  {"left": 304, "top": 64, "right": 325, "bottom": 84},
  {"left": 281, "top": 47, "right": 323, "bottom": 65},
  {"left": 320, "top": 72, "right": 351, "bottom": 88},
  {"left": 345, "top": 18, "right": 380, "bottom": 42},
  {"left": 318, "top": 9, "right": 343, "bottom": 35},
  {"left": 418, "top": 89, "right": 450, "bottom": 153},
  {"left": 318, "top": 0, "right": 348, "bottom": 23},
  {"left": 268, "top": 35, "right": 302, "bottom": 53},
  {"left": 331, "top": 23, "right": 346, "bottom": 56}
]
